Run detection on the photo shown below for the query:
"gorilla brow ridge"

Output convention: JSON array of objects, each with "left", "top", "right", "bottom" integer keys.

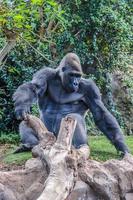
[{"left": 59, "top": 53, "right": 82, "bottom": 73}]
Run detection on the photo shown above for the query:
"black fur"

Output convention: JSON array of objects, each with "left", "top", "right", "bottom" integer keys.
[{"left": 13, "top": 53, "right": 129, "bottom": 154}]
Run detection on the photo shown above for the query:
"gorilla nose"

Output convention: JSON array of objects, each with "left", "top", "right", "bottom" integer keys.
[{"left": 74, "top": 82, "right": 78, "bottom": 86}]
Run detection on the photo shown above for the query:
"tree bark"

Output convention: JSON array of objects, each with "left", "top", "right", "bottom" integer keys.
[
  {"left": 35, "top": 115, "right": 77, "bottom": 200},
  {"left": 0, "top": 40, "right": 16, "bottom": 65}
]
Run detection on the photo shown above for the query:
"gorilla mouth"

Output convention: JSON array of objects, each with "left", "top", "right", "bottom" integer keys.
[
  {"left": 74, "top": 87, "right": 79, "bottom": 92},
  {"left": 68, "top": 86, "right": 78, "bottom": 93}
]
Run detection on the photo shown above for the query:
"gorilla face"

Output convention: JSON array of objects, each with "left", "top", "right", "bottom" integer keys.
[
  {"left": 58, "top": 53, "right": 82, "bottom": 93},
  {"left": 61, "top": 70, "right": 81, "bottom": 92}
]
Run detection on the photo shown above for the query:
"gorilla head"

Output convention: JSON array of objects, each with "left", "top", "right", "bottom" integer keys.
[{"left": 58, "top": 53, "right": 83, "bottom": 92}]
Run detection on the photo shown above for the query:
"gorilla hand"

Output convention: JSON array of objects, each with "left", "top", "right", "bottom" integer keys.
[{"left": 15, "top": 107, "right": 30, "bottom": 120}]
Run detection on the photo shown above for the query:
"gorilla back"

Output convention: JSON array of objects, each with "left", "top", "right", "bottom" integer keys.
[{"left": 13, "top": 53, "right": 129, "bottom": 154}]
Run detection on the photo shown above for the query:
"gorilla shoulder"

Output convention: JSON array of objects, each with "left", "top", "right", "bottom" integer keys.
[
  {"left": 32, "top": 67, "right": 56, "bottom": 83},
  {"left": 31, "top": 67, "right": 57, "bottom": 96},
  {"left": 80, "top": 78, "right": 101, "bottom": 100}
]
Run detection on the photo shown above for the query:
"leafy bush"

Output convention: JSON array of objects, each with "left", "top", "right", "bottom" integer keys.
[
  {"left": 0, "top": 0, "right": 132, "bottom": 134},
  {"left": 0, "top": 132, "right": 20, "bottom": 144},
  {"left": 0, "top": 60, "right": 34, "bottom": 131}
]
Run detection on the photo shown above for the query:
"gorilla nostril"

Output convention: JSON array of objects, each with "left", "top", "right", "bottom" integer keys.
[{"left": 74, "top": 82, "right": 78, "bottom": 86}]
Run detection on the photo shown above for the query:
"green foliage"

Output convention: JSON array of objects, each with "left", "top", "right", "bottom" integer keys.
[
  {"left": 50, "top": 0, "right": 132, "bottom": 69},
  {"left": 0, "top": 0, "right": 66, "bottom": 34},
  {"left": 85, "top": 113, "right": 102, "bottom": 136},
  {"left": 0, "top": 61, "right": 34, "bottom": 131},
  {"left": 0, "top": 132, "right": 20, "bottom": 144},
  {"left": 1, "top": 0, "right": 132, "bottom": 68},
  {"left": 32, "top": 104, "right": 40, "bottom": 117},
  {"left": 0, "top": 0, "right": 132, "bottom": 133}
]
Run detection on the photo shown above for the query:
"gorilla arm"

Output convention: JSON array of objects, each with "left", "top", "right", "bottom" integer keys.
[
  {"left": 83, "top": 80, "right": 129, "bottom": 154},
  {"left": 13, "top": 68, "right": 48, "bottom": 120}
]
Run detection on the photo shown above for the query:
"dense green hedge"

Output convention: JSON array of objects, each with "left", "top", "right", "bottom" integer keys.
[{"left": 0, "top": 0, "right": 132, "bottom": 133}]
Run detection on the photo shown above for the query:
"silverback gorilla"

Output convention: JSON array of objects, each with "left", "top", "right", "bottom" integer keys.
[{"left": 13, "top": 53, "right": 129, "bottom": 155}]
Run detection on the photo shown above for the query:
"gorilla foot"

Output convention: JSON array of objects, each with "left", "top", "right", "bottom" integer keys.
[
  {"left": 14, "top": 144, "right": 32, "bottom": 153},
  {"left": 116, "top": 150, "right": 130, "bottom": 160}
]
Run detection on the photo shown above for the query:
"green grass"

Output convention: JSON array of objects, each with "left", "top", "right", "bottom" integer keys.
[
  {"left": 3, "top": 151, "right": 32, "bottom": 165},
  {"left": 0, "top": 145, "right": 32, "bottom": 165},
  {"left": 89, "top": 136, "right": 133, "bottom": 161},
  {"left": 3, "top": 152, "right": 32, "bottom": 165},
  {"left": 0, "top": 136, "right": 133, "bottom": 166}
]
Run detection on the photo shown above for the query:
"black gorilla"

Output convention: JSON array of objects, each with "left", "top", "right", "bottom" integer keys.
[{"left": 13, "top": 53, "right": 129, "bottom": 154}]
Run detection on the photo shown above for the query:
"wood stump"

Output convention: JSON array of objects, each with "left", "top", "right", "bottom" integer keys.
[{"left": 0, "top": 115, "right": 133, "bottom": 200}]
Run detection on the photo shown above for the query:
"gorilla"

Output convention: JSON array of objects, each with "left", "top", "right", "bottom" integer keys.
[{"left": 13, "top": 53, "right": 129, "bottom": 155}]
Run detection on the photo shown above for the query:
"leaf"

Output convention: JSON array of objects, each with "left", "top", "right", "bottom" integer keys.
[
  {"left": 47, "top": 0, "right": 57, "bottom": 7},
  {"left": 31, "top": 0, "right": 43, "bottom": 5},
  {"left": 14, "top": 15, "right": 24, "bottom": 21}
]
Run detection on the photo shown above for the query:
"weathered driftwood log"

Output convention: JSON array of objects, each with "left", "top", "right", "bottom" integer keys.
[
  {"left": 32, "top": 115, "right": 78, "bottom": 200},
  {"left": 0, "top": 115, "right": 133, "bottom": 200}
]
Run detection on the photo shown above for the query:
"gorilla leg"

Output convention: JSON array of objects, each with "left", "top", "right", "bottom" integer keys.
[
  {"left": 19, "top": 121, "right": 39, "bottom": 147},
  {"left": 15, "top": 114, "right": 88, "bottom": 152},
  {"left": 67, "top": 113, "right": 88, "bottom": 148},
  {"left": 14, "top": 121, "right": 39, "bottom": 153}
]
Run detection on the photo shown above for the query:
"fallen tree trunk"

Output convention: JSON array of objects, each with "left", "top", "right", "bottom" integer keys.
[{"left": 0, "top": 115, "right": 133, "bottom": 200}]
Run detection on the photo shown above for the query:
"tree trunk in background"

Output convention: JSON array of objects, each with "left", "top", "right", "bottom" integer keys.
[
  {"left": 0, "top": 40, "right": 16, "bottom": 65},
  {"left": 0, "top": 115, "right": 133, "bottom": 200}
]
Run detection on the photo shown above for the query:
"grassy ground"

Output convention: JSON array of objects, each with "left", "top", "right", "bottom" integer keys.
[
  {"left": 3, "top": 149, "right": 32, "bottom": 165},
  {"left": 89, "top": 136, "right": 133, "bottom": 161},
  {"left": 0, "top": 136, "right": 133, "bottom": 170},
  {"left": 0, "top": 144, "right": 32, "bottom": 171}
]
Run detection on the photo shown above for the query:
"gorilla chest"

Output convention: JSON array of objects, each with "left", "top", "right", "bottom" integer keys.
[
  {"left": 38, "top": 80, "right": 87, "bottom": 115},
  {"left": 42, "top": 97, "right": 87, "bottom": 115},
  {"left": 47, "top": 78, "right": 84, "bottom": 104},
  {"left": 39, "top": 97, "right": 87, "bottom": 136}
]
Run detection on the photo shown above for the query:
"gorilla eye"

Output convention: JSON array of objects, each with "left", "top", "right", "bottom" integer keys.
[
  {"left": 69, "top": 73, "right": 81, "bottom": 78},
  {"left": 62, "top": 67, "right": 67, "bottom": 72},
  {"left": 76, "top": 74, "right": 81, "bottom": 78},
  {"left": 70, "top": 73, "right": 75, "bottom": 77}
]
